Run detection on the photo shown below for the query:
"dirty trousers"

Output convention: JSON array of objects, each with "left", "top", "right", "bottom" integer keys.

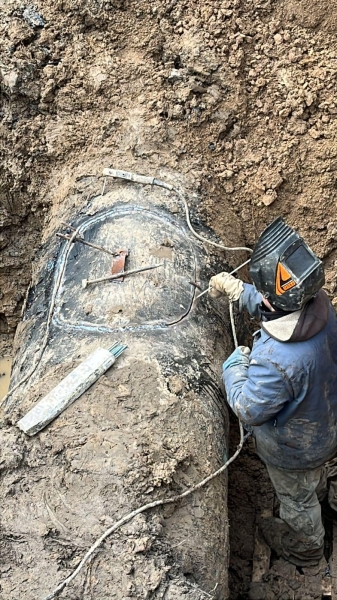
[{"left": 266, "top": 458, "right": 337, "bottom": 555}]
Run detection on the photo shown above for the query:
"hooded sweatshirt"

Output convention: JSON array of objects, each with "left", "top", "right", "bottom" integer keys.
[{"left": 223, "top": 283, "right": 337, "bottom": 470}]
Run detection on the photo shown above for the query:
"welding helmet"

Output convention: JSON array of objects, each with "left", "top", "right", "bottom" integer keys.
[{"left": 249, "top": 217, "right": 325, "bottom": 311}]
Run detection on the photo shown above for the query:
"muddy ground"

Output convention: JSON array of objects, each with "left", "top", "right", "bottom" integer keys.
[{"left": 1, "top": 0, "right": 336, "bottom": 598}]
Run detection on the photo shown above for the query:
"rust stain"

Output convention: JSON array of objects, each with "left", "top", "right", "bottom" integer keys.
[{"left": 111, "top": 249, "right": 128, "bottom": 281}]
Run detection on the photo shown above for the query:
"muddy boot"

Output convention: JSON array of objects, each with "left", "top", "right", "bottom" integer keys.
[{"left": 258, "top": 517, "right": 324, "bottom": 567}]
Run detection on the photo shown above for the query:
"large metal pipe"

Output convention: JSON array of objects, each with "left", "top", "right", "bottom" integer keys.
[{"left": 0, "top": 176, "right": 236, "bottom": 599}]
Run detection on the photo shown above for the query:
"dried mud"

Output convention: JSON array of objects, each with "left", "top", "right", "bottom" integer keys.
[{"left": 1, "top": 0, "right": 337, "bottom": 598}]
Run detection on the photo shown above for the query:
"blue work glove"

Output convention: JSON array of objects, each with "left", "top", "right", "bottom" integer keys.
[{"left": 222, "top": 346, "right": 251, "bottom": 371}]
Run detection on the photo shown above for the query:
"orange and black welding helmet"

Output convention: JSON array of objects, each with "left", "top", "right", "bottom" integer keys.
[{"left": 250, "top": 217, "right": 325, "bottom": 311}]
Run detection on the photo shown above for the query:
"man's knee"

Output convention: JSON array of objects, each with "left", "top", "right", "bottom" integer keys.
[
  {"left": 278, "top": 495, "right": 323, "bottom": 541},
  {"left": 265, "top": 463, "right": 324, "bottom": 543}
]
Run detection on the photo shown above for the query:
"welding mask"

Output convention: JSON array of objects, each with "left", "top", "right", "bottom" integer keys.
[{"left": 250, "top": 217, "right": 325, "bottom": 311}]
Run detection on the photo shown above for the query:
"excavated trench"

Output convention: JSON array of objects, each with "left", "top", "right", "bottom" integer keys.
[{"left": 1, "top": 0, "right": 337, "bottom": 598}]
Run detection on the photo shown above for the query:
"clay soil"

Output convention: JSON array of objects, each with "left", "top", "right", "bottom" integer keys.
[{"left": 1, "top": 0, "right": 337, "bottom": 598}]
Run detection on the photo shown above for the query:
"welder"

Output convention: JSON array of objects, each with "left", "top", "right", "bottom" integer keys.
[{"left": 209, "top": 217, "right": 337, "bottom": 566}]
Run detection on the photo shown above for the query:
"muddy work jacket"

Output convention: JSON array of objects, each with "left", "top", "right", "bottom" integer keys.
[{"left": 223, "top": 284, "right": 337, "bottom": 470}]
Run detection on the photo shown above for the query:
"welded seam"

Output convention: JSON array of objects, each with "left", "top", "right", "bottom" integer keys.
[{"left": 53, "top": 204, "right": 198, "bottom": 332}]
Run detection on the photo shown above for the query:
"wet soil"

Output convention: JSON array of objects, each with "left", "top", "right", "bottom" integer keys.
[{"left": 1, "top": 0, "right": 337, "bottom": 598}]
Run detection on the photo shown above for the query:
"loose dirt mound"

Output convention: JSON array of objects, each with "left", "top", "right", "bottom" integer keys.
[{"left": 1, "top": 0, "right": 336, "bottom": 598}]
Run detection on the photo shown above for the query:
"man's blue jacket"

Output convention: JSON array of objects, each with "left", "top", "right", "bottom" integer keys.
[{"left": 223, "top": 284, "right": 337, "bottom": 470}]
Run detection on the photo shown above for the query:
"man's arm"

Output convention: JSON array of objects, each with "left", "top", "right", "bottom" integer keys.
[
  {"left": 238, "top": 283, "right": 263, "bottom": 319},
  {"left": 223, "top": 354, "right": 293, "bottom": 426},
  {"left": 209, "top": 273, "right": 263, "bottom": 319}
]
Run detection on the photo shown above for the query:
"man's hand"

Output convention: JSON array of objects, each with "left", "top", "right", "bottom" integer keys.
[
  {"left": 223, "top": 346, "right": 251, "bottom": 371},
  {"left": 209, "top": 272, "right": 244, "bottom": 301}
]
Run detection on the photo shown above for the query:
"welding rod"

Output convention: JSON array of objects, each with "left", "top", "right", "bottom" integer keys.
[
  {"left": 56, "top": 232, "right": 121, "bottom": 257},
  {"left": 17, "top": 344, "right": 128, "bottom": 436},
  {"left": 82, "top": 263, "right": 163, "bottom": 289},
  {"left": 196, "top": 258, "right": 252, "bottom": 299}
]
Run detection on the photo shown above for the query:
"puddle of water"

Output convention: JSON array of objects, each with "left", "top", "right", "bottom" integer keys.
[{"left": 0, "top": 357, "right": 12, "bottom": 401}]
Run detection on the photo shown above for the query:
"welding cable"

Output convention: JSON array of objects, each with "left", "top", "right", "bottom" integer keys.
[
  {"left": 173, "top": 188, "right": 253, "bottom": 254},
  {"left": 101, "top": 169, "right": 253, "bottom": 254},
  {"left": 42, "top": 427, "right": 247, "bottom": 600}
]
